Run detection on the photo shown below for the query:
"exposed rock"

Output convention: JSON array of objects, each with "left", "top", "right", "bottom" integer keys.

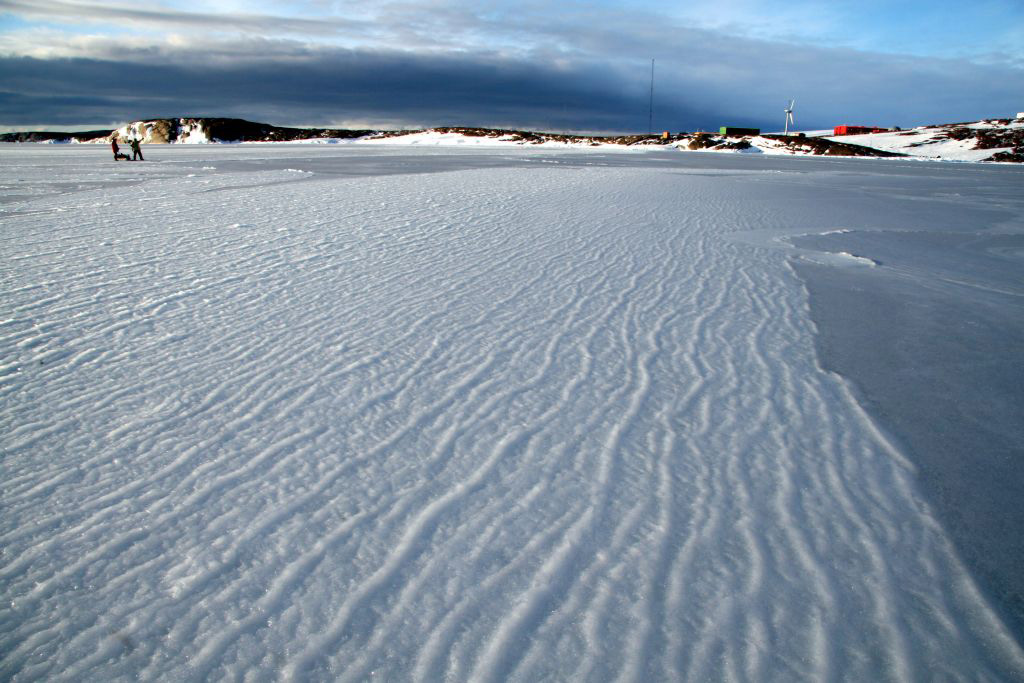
[
  {"left": 144, "top": 120, "right": 175, "bottom": 144},
  {"left": 984, "top": 148, "right": 1024, "bottom": 163},
  {"left": 715, "top": 139, "right": 752, "bottom": 150},
  {"left": 687, "top": 133, "right": 721, "bottom": 150},
  {"left": 930, "top": 125, "right": 1024, "bottom": 150}
]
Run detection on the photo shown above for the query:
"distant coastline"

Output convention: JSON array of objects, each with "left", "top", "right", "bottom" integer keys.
[{"left": 2, "top": 115, "right": 1022, "bottom": 162}]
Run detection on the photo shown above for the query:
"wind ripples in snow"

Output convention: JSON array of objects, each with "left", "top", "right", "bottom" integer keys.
[{"left": 1, "top": 153, "right": 1021, "bottom": 681}]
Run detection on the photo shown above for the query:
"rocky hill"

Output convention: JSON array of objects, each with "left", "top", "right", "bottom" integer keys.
[
  {"left": 821, "top": 118, "right": 1024, "bottom": 163},
  {"left": 678, "top": 132, "right": 906, "bottom": 157},
  {"left": 0, "top": 117, "right": 377, "bottom": 144},
  {"left": 0, "top": 129, "right": 118, "bottom": 143},
  {"left": 111, "top": 117, "right": 377, "bottom": 144}
]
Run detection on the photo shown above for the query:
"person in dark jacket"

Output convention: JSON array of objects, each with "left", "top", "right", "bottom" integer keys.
[
  {"left": 111, "top": 136, "right": 120, "bottom": 160},
  {"left": 129, "top": 138, "right": 144, "bottom": 161}
]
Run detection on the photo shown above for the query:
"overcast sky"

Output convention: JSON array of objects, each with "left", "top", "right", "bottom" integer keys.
[{"left": 1, "top": 0, "right": 1022, "bottom": 133}]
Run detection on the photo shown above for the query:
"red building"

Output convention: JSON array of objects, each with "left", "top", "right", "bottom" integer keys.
[{"left": 833, "top": 125, "right": 889, "bottom": 136}]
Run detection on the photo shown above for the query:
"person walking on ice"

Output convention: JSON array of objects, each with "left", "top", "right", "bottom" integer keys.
[
  {"left": 129, "top": 137, "right": 144, "bottom": 161},
  {"left": 111, "top": 136, "right": 120, "bottom": 160}
]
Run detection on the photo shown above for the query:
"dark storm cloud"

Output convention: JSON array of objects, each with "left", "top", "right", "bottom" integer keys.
[
  {"left": 0, "top": 48, "right": 689, "bottom": 132},
  {"left": 2, "top": 32, "right": 1022, "bottom": 132}
]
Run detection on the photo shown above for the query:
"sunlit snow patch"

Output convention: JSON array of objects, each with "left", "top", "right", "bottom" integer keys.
[{"left": 800, "top": 251, "right": 881, "bottom": 267}]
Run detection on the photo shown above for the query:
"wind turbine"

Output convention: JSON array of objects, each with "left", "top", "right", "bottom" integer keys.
[{"left": 784, "top": 100, "right": 796, "bottom": 135}]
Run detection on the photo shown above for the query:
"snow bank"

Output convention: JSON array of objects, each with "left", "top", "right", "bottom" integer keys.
[
  {"left": 358, "top": 130, "right": 516, "bottom": 146},
  {"left": 177, "top": 120, "right": 212, "bottom": 144},
  {"left": 353, "top": 130, "right": 621, "bottom": 148},
  {"left": 799, "top": 250, "right": 881, "bottom": 267}
]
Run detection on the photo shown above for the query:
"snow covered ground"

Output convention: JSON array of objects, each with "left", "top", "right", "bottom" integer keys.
[{"left": 2, "top": 144, "right": 1023, "bottom": 681}]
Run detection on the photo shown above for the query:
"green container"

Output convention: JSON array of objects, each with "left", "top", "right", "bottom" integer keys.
[{"left": 719, "top": 126, "right": 760, "bottom": 136}]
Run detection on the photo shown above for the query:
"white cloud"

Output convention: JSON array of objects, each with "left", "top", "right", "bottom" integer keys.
[{"left": 0, "top": 0, "right": 373, "bottom": 39}]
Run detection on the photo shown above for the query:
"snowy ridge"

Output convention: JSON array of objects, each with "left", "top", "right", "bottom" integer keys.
[
  {"left": 347, "top": 129, "right": 621, "bottom": 148},
  {"left": 670, "top": 117, "right": 1024, "bottom": 161},
  {"left": 823, "top": 118, "right": 1024, "bottom": 162},
  {"left": 2, "top": 146, "right": 1023, "bottom": 680}
]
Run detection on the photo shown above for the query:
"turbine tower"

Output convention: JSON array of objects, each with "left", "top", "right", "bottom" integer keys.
[{"left": 784, "top": 100, "right": 796, "bottom": 135}]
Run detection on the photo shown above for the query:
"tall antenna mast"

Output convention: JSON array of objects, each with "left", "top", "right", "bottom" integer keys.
[{"left": 648, "top": 58, "right": 655, "bottom": 134}]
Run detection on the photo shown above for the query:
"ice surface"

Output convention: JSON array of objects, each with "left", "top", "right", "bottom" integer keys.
[
  {"left": 2, "top": 144, "right": 1023, "bottom": 681},
  {"left": 791, "top": 227, "right": 1024, "bottom": 645}
]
